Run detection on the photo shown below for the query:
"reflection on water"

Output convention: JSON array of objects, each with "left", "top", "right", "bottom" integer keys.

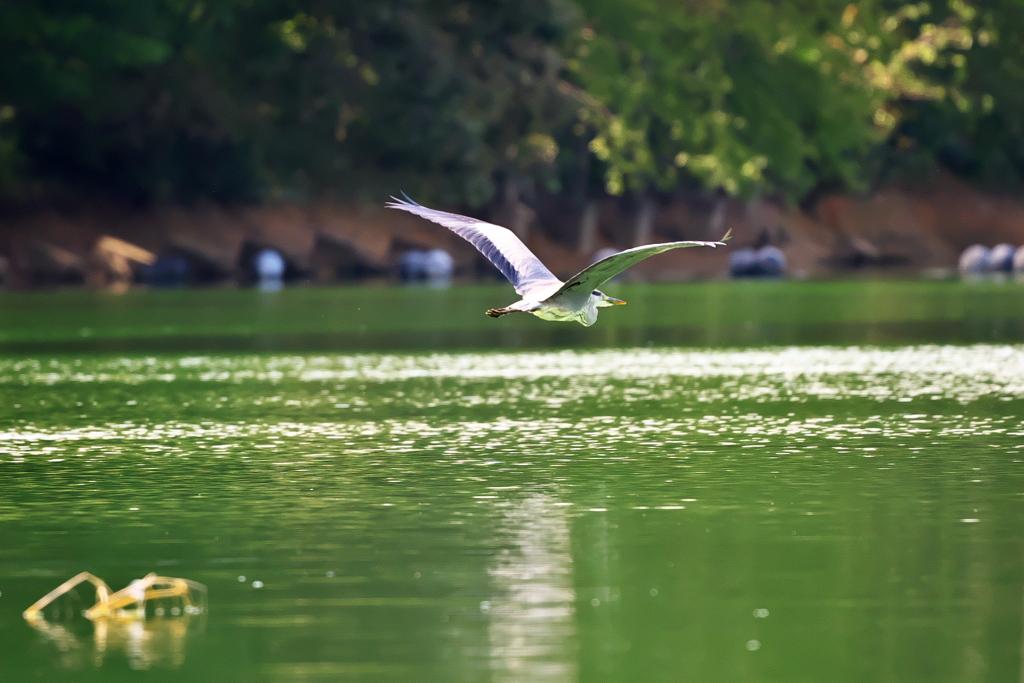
[
  {"left": 1, "top": 344, "right": 1023, "bottom": 681},
  {"left": 4, "top": 281, "right": 1024, "bottom": 353},
  {"left": 20, "top": 570, "right": 207, "bottom": 670},
  {"left": 486, "top": 494, "right": 577, "bottom": 682},
  {"left": 26, "top": 613, "right": 205, "bottom": 670},
  {"left": 3, "top": 345, "right": 1024, "bottom": 409}
]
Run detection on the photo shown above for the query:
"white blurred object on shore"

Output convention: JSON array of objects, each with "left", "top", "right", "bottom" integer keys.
[
  {"left": 423, "top": 248, "right": 454, "bottom": 288},
  {"left": 256, "top": 248, "right": 285, "bottom": 291},
  {"left": 958, "top": 244, "right": 989, "bottom": 280},
  {"left": 987, "top": 243, "right": 1016, "bottom": 273},
  {"left": 1013, "top": 246, "right": 1024, "bottom": 281},
  {"left": 729, "top": 245, "right": 786, "bottom": 278}
]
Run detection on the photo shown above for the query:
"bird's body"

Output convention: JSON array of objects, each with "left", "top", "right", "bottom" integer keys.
[
  {"left": 387, "top": 195, "right": 728, "bottom": 326},
  {"left": 491, "top": 284, "right": 602, "bottom": 326}
]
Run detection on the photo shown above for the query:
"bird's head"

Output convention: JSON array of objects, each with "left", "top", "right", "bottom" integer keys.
[{"left": 594, "top": 290, "right": 626, "bottom": 307}]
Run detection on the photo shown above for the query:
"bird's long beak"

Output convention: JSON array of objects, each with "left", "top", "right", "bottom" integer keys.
[{"left": 607, "top": 296, "right": 626, "bottom": 305}]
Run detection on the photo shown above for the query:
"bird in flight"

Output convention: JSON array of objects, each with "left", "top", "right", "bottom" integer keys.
[{"left": 387, "top": 195, "right": 729, "bottom": 326}]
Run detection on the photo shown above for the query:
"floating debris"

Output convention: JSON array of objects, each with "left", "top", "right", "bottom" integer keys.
[
  {"left": 23, "top": 571, "right": 207, "bottom": 621},
  {"left": 23, "top": 572, "right": 207, "bottom": 670}
]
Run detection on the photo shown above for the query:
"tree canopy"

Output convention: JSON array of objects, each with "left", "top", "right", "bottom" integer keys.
[{"left": 0, "top": 0, "right": 1013, "bottom": 208}]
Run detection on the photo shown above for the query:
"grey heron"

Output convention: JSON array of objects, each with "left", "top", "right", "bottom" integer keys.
[{"left": 388, "top": 195, "right": 729, "bottom": 326}]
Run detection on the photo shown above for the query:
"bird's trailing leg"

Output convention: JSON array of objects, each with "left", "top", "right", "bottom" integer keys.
[{"left": 487, "top": 300, "right": 541, "bottom": 318}]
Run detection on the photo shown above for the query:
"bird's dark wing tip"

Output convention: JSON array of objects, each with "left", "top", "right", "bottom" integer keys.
[{"left": 386, "top": 192, "right": 421, "bottom": 209}]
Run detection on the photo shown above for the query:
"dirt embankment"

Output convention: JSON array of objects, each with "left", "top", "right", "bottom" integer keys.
[{"left": 2, "top": 173, "right": 1023, "bottom": 288}]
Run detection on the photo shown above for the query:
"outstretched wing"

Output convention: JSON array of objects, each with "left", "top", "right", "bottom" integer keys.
[
  {"left": 551, "top": 234, "right": 729, "bottom": 299},
  {"left": 387, "top": 195, "right": 563, "bottom": 298}
]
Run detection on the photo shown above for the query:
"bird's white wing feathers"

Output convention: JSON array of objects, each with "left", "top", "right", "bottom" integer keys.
[
  {"left": 386, "top": 196, "right": 562, "bottom": 298},
  {"left": 550, "top": 238, "right": 726, "bottom": 299}
]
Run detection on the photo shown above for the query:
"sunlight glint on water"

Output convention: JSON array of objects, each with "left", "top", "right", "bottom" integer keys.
[{"left": 1, "top": 344, "right": 1024, "bottom": 682}]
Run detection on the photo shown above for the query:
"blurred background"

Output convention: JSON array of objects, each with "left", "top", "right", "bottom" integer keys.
[{"left": 2, "top": 0, "right": 1024, "bottom": 289}]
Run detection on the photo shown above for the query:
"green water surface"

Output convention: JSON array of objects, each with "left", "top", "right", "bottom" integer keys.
[
  {"left": 2, "top": 280, "right": 1024, "bottom": 351},
  {"left": 2, "top": 282, "right": 1024, "bottom": 682}
]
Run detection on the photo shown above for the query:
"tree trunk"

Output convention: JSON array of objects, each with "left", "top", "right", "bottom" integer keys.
[
  {"left": 707, "top": 195, "right": 727, "bottom": 240},
  {"left": 576, "top": 201, "right": 598, "bottom": 255},
  {"left": 633, "top": 196, "right": 655, "bottom": 247},
  {"left": 503, "top": 179, "right": 534, "bottom": 241}
]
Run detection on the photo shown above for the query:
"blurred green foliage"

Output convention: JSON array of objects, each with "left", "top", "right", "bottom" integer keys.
[
  {"left": 574, "top": 0, "right": 979, "bottom": 199},
  {"left": 0, "top": 0, "right": 1012, "bottom": 207}
]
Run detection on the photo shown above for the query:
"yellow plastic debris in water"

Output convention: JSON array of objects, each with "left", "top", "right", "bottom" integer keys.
[
  {"left": 23, "top": 571, "right": 207, "bottom": 621},
  {"left": 23, "top": 572, "right": 207, "bottom": 669}
]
